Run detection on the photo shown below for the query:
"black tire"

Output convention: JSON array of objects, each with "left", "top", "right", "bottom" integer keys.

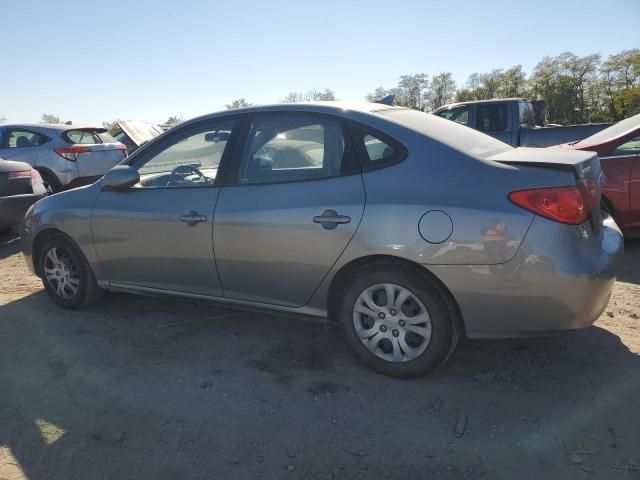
[
  {"left": 39, "top": 171, "right": 61, "bottom": 193},
  {"left": 38, "top": 234, "right": 104, "bottom": 309},
  {"left": 338, "top": 263, "right": 457, "bottom": 378}
]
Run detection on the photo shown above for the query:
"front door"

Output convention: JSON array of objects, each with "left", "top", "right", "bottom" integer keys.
[
  {"left": 91, "top": 117, "right": 237, "bottom": 296},
  {"left": 214, "top": 113, "right": 365, "bottom": 307}
]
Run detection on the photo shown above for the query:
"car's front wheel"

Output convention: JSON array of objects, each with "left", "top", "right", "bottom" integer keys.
[
  {"left": 38, "top": 234, "right": 104, "bottom": 309},
  {"left": 339, "top": 263, "right": 457, "bottom": 378}
]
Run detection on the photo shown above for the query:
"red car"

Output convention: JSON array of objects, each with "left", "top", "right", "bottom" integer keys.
[{"left": 563, "top": 114, "right": 640, "bottom": 237}]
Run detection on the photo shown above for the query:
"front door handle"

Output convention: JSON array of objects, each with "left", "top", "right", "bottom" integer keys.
[
  {"left": 179, "top": 210, "right": 207, "bottom": 224},
  {"left": 313, "top": 209, "right": 351, "bottom": 230}
]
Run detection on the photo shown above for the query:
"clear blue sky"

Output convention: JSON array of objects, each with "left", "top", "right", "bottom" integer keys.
[{"left": 2, "top": 0, "right": 638, "bottom": 125}]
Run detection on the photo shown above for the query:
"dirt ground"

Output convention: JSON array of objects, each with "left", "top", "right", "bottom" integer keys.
[{"left": 0, "top": 233, "right": 638, "bottom": 480}]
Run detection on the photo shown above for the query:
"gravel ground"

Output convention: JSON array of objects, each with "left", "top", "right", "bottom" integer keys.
[{"left": 0, "top": 233, "right": 638, "bottom": 480}]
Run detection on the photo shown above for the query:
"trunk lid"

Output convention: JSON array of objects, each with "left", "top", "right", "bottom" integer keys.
[{"left": 490, "top": 147, "right": 604, "bottom": 232}]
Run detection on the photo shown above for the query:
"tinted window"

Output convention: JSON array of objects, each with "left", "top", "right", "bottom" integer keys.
[
  {"left": 437, "top": 107, "right": 469, "bottom": 126},
  {"left": 476, "top": 104, "right": 507, "bottom": 132},
  {"left": 2, "top": 129, "right": 49, "bottom": 148},
  {"left": 611, "top": 136, "right": 640, "bottom": 156},
  {"left": 134, "top": 121, "right": 234, "bottom": 188},
  {"left": 238, "top": 115, "right": 345, "bottom": 184},
  {"left": 518, "top": 102, "right": 535, "bottom": 127}
]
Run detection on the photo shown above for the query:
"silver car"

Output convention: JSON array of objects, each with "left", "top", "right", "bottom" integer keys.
[
  {"left": 21, "top": 102, "right": 624, "bottom": 377},
  {"left": 0, "top": 124, "right": 127, "bottom": 191}
]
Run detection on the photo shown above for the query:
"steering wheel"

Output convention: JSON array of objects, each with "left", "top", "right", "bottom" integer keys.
[{"left": 168, "top": 164, "right": 207, "bottom": 186}]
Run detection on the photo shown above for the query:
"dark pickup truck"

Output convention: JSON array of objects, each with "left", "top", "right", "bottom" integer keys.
[{"left": 433, "top": 98, "right": 611, "bottom": 147}]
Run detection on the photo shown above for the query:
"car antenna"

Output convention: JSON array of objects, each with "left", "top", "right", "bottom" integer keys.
[{"left": 374, "top": 94, "right": 395, "bottom": 106}]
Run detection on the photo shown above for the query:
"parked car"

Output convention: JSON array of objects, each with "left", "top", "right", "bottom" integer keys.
[
  {"left": 433, "top": 98, "right": 611, "bottom": 147},
  {"left": 110, "top": 120, "right": 164, "bottom": 155},
  {"left": 0, "top": 157, "right": 48, "bottom": 233},
  {"left": 557, "top": 113, "right": 640, "bottom": 237},
  {"left": 21, "top": 102, "right": 623, "bottom": 377},
  {"left": 0, "top": 124, "right": 128, "bottom": 192}
]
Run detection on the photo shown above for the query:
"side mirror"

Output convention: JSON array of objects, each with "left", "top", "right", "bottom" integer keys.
[{"left": 102, "top": 165, "right": 140, "bottom": 190}]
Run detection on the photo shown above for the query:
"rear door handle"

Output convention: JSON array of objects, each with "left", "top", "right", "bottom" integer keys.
[
  {"left": 180, "top": 210, "right": 207, "bottom": 224},
  {"left": 313, "top": 209, "right": 351, "bottom": 230}
]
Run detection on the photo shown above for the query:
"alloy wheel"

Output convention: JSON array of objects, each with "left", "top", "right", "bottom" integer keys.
[{"left": 43, "top": 247, "right": 80, "bottom": 299}]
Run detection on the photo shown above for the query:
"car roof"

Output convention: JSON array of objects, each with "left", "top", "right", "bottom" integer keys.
[
  {"left": 1, "top": 123, "right": 102, "bottom": 131},
  {"left": 183, "top": 101, "right": 408, "bottom": 126}
]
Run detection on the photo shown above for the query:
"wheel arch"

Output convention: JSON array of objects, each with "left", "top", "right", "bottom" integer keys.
[{"left": 326, "top": 254, "right": 466, "bottom": 338}]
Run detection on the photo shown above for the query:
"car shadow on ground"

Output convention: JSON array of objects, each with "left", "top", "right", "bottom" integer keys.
[
  {"left": 0, "top": 232, "right": 21, "bottom": 260},
  {"left": 1, "top": 290, "right": 638, "bottom": 480}
]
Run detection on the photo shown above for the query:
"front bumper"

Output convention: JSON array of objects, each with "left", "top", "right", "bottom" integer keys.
[
  {"left": 429, "top": 215, "right": 624, "bottom": 338},
  {"left": 0, "top": 192, "right": 48, "bottom": 228}
]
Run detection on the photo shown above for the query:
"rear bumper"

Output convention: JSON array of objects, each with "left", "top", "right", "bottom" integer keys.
[
  {"left": 429, "top": 215, "right": 624, "bottom": 338},
  {"left": 0, "top": 192, "right": 47, "bottom": 228}
]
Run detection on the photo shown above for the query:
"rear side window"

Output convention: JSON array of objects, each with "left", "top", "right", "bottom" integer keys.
[
  {"left": 437, "top": 107, "right": 469, "bottom": 126},
  {"left": 238, "top": 115, "right": 347, "bottom": 184},
  {"left": 611, "top": 136, "right": 640, "bottom": 156},
  {"left": 349, "top": 122, "right": 406, "bottom": 170},
  {"left": 63, "top": 129, "right": 117, "bottom": 145},
  {"left": 476, "top": 104, "right": 507, "bottom": 132},
  {"left": 2, "top": 129, "right": 50, "bottom": 148}
]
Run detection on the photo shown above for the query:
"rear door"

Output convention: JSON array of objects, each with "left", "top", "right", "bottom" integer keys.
[
  {"left": 0, "top": 127, "right": 48, "bottom": 165},
  {"left": 62, "top": 128, "right": 127, "bottom": 179},
  {"left": 213, "top": 112, "right": 365, "bottom": 307}
]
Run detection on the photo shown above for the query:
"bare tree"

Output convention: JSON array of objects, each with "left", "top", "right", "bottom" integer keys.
[
  {"left": 281, "top": 88, "right": 336, "bottom": 103},
  {"left": 225, "top": 98, "right": 253, "bottom": 109}
]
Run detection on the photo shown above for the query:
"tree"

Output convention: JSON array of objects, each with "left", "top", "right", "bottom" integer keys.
[
  {"left": 41, "top": 113, "right": 61, "bottom": 124},
  {"left": 280, "top": 88, "right": 336, "bottom": 103},
  {"left": 601, "top": 49, "right": 640, "bottom": 120},
  {"left": 397, "top": 73, "right": 428, "bottom": 110},
  {"left": 424, "top": 72, "right": 456, "bottom": 111},
  {"left": 499, "top": 65, "right": 527, "bottom": 97},
  {"left": 365, "top": 87, "right": 391, "bottom": 102},
  {"left": 225, "top": 98, "right": 253, "bottom": 109},
  {"left": 163, "top": 115, "right": 183, "bottom": 128},
  {"left": 102, "top": 119, "right": 122, "bottom": 136}
]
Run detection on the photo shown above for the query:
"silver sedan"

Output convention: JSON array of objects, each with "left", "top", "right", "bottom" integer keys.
[{"left": 21, "top": 102, "right": 624, "bottom": 377}]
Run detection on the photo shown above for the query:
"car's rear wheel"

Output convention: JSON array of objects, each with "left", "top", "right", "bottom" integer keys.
[
  {"left": 39, "top": 234, "right": 103, "bottom": 309},
  {"left": 39, "top": 171, "right": 61, "bottom": 193},
  {"left": 338, "top": 263, "right": 457, "bottom": 378}
]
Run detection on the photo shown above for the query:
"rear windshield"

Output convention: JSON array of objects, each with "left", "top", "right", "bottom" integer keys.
[
  {"left": 380, "top": 108, "right": 511, "bottom": 157},
  {"left": 63, "top": 129, "right": 118, "bottom": 145},
  {"left": 575, "top": 113, "right": 640, "bottom": 147}
]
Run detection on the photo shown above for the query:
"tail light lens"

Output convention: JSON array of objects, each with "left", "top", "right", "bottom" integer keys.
[
  {"left": 54, "top": 145, "right": 91, "bottom": 161},
  {"left": 8, "top": 171, "right": 32, "bottom": 179},
  {"left": 509, "top": 186, "right": 588, "bottom": 225}
]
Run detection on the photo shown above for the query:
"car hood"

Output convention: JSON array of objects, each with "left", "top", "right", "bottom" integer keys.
[
  {"left": 117, "top": 120, "right": 164, "bottom": 147},
  {"left": 0, "top": 157, "right": 33, "bottom": 173}
]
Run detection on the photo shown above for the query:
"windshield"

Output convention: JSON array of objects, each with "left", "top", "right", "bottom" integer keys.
[
  {"left": 575, "top": 113, "right": 640, "bottom": 147},
  {"left": 381, "top": 108, "right": 511, "bottom": 157}
]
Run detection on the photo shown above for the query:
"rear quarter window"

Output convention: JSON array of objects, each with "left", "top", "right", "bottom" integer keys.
[
  {"left": 63, "top": 129, "right": 117, "bottom": 144},
  {"left": 349, "top": 121, "right": 407, "bottom": 170}
]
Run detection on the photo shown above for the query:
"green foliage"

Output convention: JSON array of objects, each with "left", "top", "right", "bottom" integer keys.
[{"left": 366, "top": 48, "right": 640, "bottom": 124}]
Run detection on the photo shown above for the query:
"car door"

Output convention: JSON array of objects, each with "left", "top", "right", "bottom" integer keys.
[
  {"left": 91, "top": 117, "right": 239, "bottom": 296},
  {"left": 213, "top": 112, "right": 365, "bottom": 307},
  {"left": 0, "top": 127, "right": 48, "bottom": 165},
  {"left": 602, "top": 134, "right": 640, "bottom": 232}
]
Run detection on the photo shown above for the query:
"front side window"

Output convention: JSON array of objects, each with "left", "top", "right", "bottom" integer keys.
[
  {"left": 2, "top": 129, "right": 50, "bottom": 148},
  {"left": 476, "top": 104, "right": 507, "bottom": 132},
  {"left": 133, "top": 121, "right": 234, "bottom": 188},
  {"left": 437, "top": 107, "right": 469, "bottom": 126},
  {"left": 238, "top": 115, "right": 345, "bottom": 184},
  {"left": 610, "top": 136, "right": 640, "bottom": 156}
]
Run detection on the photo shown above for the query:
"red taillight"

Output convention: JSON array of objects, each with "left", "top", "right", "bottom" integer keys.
[
  {"left": 509, "top": 186, "right": 588, "bottom": 225},
  {"left": 30, "top": 169, "right": 43, "bottom": 186},
  {"left": 8, "top": 170, "right": 32, "bottom": 179},
  {"left": 54, "top": 145, "right": 91, "bottom": 161}
]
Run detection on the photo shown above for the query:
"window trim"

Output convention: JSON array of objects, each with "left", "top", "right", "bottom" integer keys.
[
  {"left": 346, "top": 120, "right": 408, "bottom": 172},
  {"left": 224, "top": 111, "right": 361, "bottom": 188},
  {"left": 117, "top": 115, "right": 243, "bottom": 190},
  {"left": 2, "top": 128, "right": 51, "bottom": 149}
]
